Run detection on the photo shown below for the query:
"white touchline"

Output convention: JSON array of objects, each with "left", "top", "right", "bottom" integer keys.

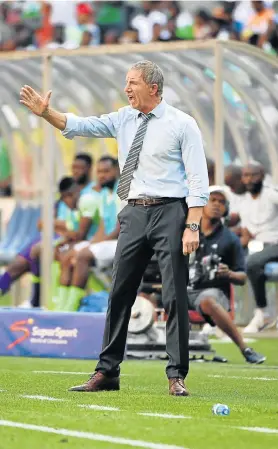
[
  {"left": 32, "top": 371, "right": 131, "bottom": 376},
  {"left": 208, "top": 375, "right": 278, "bottom": 381},
  {"left": 138, "top": 413, "right": 192, "bottom": 419},
  {"left": 217, "top": 365, "right": 278, "bottom": 370},
  {"left": 32, "top": 371, "right": 89, "bottom": 375},
  {"left": 0, "top": 420, "right": 190, "bottom": 449},
  {"left": 78, "top": 405, "right": 120, "bottom": 411},
  {"left": 20, "top": 395, "right": 64, "bottom": 401},
  {"left": 236, "top": 426, "right": 278, "bottom": 435}
]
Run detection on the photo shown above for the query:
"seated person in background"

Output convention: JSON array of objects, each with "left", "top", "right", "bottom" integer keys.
[
  {"left": 224, "top": 164, "right": 246, "bottom": 233},
  {"left": 31, "top": 175, "right": 101, "bottom": 301},
  {"left": 30, "top": 152, "right": 97, "bottom": 307},
  {"left": 71, "top": 152, "right": 95, "bottom": 195},
  {"left": 57, "top": 156, "right": 120, "bottom": 311},
  {"left": 241, "top": 0, "right": 275, "bottom": 49},
  {"left": 235, "top": 162, "right": 278, "bottom": 333},
  {"left": 206, "top": 157, "right": 215, "bottom": 186},
  {"left": 0, "top": 177, "right": 80, "bottom": 304},
  {"left": 188, "top": 185, "right": 265, "bottom": 364},
  {"left": 0, "top": 151, "right": 95, "bottom": 306}
]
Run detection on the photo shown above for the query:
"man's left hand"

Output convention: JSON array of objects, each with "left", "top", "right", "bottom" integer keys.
[
  {"left": 182, "top": 229, "right": 199, "bottom": 255},
  {"left": 217, "top": 263, "right": 230, "bottom": 278}
]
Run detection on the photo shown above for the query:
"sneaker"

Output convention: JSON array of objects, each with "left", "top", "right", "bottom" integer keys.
[
  {"left": 244, "top": 309, "right": 277, "bottom": 333},
  {"left": 200, "top": 323, "right": 215, "bottom": 336},
  {"left": 243, "top": 347, "right": 266, "bottom": 364},
  {"left": 243, "top": 308, "right": 264, "bottom": 333},
  {"left": 18, "top": 300, "right": 32, "bottom": 308}
]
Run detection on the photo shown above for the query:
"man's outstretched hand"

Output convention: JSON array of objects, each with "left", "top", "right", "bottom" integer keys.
[{"left": 20, "top": 85, "right": 52, "bottom": 117}]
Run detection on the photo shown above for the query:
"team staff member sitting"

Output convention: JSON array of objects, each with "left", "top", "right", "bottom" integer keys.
[
  {"left": 0, "top": 176, "right": 83, "bottom": 306},
  {"left": 57, "top": 156, "right": 121, "bottom": 311},
  {"left": 188, "top": 185, "right": 265, "bottom": 364}
]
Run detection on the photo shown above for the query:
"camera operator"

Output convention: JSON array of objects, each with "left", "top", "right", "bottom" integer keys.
[{"left": 188, "top": 186, "right": 265, "bottom": 364}]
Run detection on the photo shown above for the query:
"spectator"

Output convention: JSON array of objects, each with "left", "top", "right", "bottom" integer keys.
[
  {"left": 131, "top": 1, "right": 168, "bottom": 44},
  {"left": 64, "top": 2, "right": 100, "bottom": 49},
  {"left": 103, "top": 29, "right": 120, "bottom": 44},
  {"left": 235, "top": 162, "right": 278, "bottom": 333},
  {"left": 96, "top": 1, "right": 127, "bottom": 43},
  {"left": 193, "top": 9, "right": 212, "bottom": 40},
  {"left": 224, "top": 164, "right": 246, "bottom": 230},
  {"left": 118, "top": 28, "right": 139, "bottom": 44},
  {"left": 210, "top": 6, "right": 238, "bottom": 40},
  {"left": 242, "top": 0, "right": 275, "bottom": 49},
  {"left": 0, "top": 2, "right": 16, "bottom": 51},
  {"left": 206, "top": 158, "right": 215, "bottom": 186},
  {"left": 233, "top": 0, "right": 255, "bottom": 34},
  {"left": 16, "top": 1, "right": 42, "bottom": 49},
  {"left": 34, "top": 1, "right": 53, "bottom": 48}
]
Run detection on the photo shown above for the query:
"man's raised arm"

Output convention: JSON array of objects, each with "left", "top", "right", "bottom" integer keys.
[{"left": 20, "top": 85, "right": 118, "bottom": 139}]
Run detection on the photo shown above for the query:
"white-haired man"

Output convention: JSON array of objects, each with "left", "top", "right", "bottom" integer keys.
[{"left": 20, "top": 60, "right": 209, "bottom": 396}]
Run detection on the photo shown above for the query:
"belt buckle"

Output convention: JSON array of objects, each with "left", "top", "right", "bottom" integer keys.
[{"left": 142, "top": 198, "right": 148, "bottom": 207}]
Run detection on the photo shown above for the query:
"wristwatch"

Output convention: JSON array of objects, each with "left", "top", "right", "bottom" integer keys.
[{"left": 185, "top": 223, "right": 200, "bottom": 232}]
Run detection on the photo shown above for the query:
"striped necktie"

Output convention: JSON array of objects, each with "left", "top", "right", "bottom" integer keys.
[{"left": 117, "top": 112, "right": 153, "bottom": 200}]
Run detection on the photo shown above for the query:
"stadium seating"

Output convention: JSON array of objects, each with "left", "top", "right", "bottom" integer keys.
[{"left": 0, "top": 204, "right": 41, "bottom": 265}]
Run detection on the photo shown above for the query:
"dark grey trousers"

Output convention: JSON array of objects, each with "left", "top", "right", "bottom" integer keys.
[
  {"left": 247, "top": 243, "right": 278, "bottom": 308},
  {"left": 95, "top": 199, "right": 189, "bottom": 379}
]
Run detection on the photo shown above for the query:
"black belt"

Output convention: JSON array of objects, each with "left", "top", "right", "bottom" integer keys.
[{"left": 128, "top": 197, "right": 183, "bottom": 207}]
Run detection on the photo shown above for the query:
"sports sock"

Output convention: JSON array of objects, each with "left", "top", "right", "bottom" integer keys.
[
  {"left": 0, "top": 272, "right": 12, "bottom": 295},
  {"left": 63, "top": 286, "right": 85, "bottom": 312}
]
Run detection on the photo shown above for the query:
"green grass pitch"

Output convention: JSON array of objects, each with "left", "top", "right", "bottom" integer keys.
[{"left": 0, "top": 338, "right": 277, "bottom": 449}]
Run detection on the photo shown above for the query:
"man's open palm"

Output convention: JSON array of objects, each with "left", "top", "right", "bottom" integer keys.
[{"left": 20, "top": 85, "right": 52, "bottom": 117}]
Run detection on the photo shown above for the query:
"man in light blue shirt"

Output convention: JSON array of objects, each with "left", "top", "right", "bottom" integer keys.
[{"left": 20, "top": 60, "right": 209, "bottom": 397}]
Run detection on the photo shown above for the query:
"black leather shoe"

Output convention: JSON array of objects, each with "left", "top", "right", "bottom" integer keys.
[{"left": 69, "top": 372, "right": 120, "bottom": 392}]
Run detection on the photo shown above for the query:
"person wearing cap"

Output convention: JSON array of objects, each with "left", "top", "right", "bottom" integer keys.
[
  {"left": 188, "top": 185, "right": 266, "bottom": 364},
  {"left": 64, "top": 2, "right": 100, "bottom": 48}
]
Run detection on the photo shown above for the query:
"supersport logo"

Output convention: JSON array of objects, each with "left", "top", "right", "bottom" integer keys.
[{"left": 7, "top": 318, "right": 34, "bottom": 349}]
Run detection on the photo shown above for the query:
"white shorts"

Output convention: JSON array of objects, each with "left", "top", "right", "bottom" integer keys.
[{"left": 74, "top": 240, "right": 118, "bottom": 270}]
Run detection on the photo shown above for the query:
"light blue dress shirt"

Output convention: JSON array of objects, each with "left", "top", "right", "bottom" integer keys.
[{"left": 62, "top": 99, "right": 209, "bottom": 207}]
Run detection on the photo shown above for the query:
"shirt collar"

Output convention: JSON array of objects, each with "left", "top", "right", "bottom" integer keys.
[
  {"left": 133, "top": 98, "right": 166, "bottom": 118},
  {"left": 200, "top": 221, "right": 223, "bottom": 240}
]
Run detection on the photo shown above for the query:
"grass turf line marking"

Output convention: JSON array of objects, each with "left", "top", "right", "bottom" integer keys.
[
  {"left": 208, "top": 375, "right": 278, "bottom": 381},
  {"left": 20, "top": 395, "right": 119, "bottom": 411},
  {"left": 0, "top": 420, "right": 190, "bottom": 449},
  {"left": 79, "top": 404, "right": 120, "bottom": 411},
  {"left": 32, "top": 371, "right": 131, "bottom": 376},
  {"left": 236, "top": 426, "right": 278, "bottom": 434},
  {"left": 138, "top": 413, "right": 192, "bottom": 419},
  {"left": 20, "top": 395, "right": 64, "bottom": 401},
  {"left": 19, "top": 394, "right": 190, "bottom": 418}
]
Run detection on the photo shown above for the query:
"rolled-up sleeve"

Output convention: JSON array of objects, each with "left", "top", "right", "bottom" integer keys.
[
  {"left": 181, "top": 118, "right": 209, "bottom": 208},
  {"left": 61, "top": 111, "right": 119, "bottom": 140}
]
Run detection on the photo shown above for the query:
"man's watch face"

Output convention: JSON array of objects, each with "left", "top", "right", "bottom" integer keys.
[{"left": 189, "top": 223, "right": 199, "bottom": 232}]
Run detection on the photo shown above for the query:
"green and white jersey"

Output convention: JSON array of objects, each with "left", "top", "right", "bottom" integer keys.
[{"left": 78, "top": 190, "right": 101, "bottom": 239}]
